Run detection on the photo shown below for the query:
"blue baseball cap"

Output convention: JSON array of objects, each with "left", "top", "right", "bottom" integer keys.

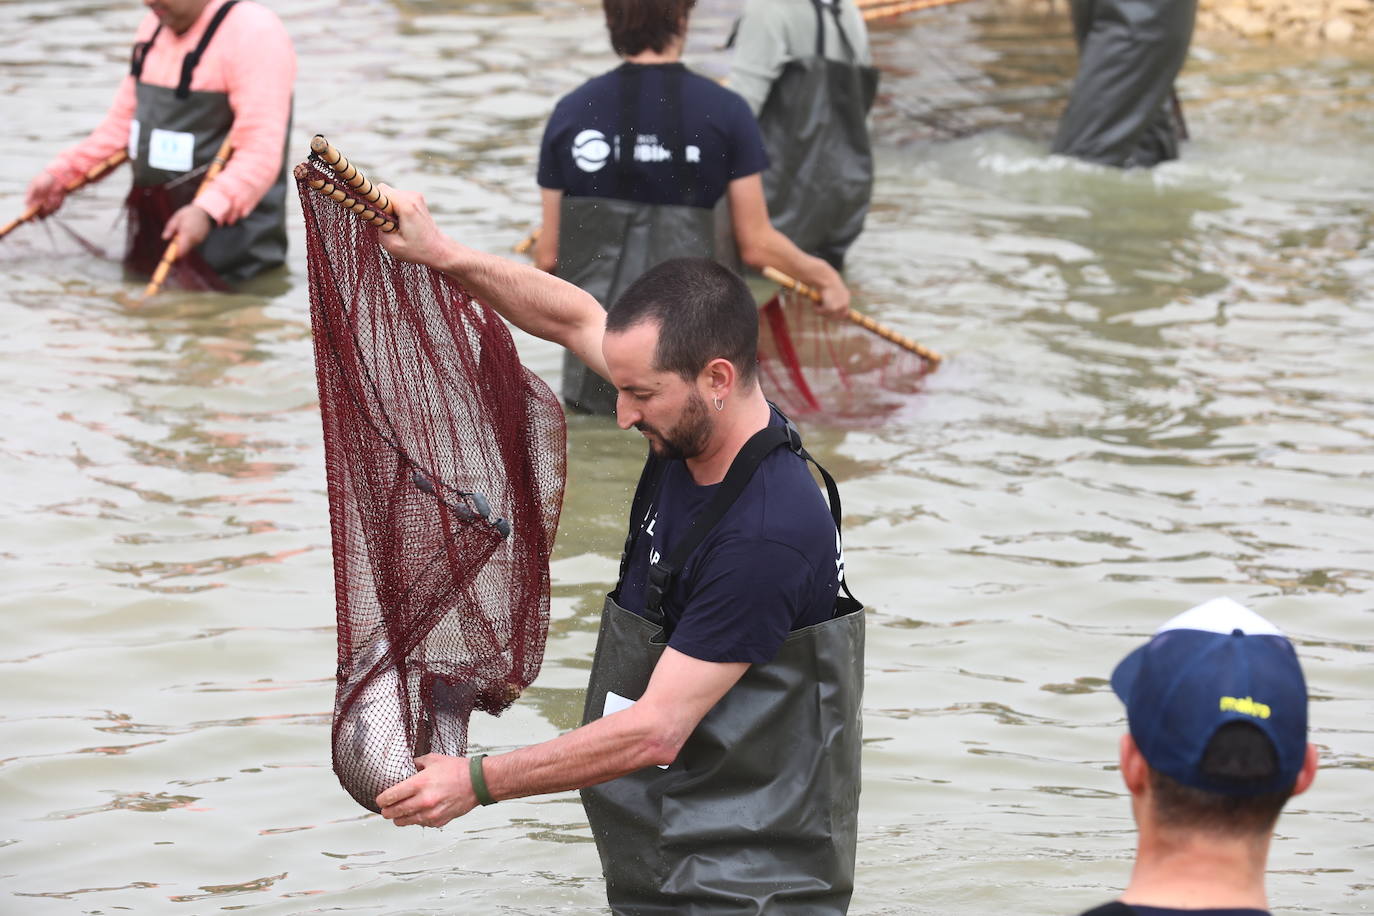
[{"left": 1111, "top": 598, "right": 1308, "bottom": 796}]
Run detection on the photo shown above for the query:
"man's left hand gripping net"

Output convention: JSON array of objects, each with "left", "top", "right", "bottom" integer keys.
[{"left": 297, "top": 164, "right": 566, "bottom": 813}]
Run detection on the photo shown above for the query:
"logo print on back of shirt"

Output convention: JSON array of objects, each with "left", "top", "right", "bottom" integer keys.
[{"left": 572, "top": 129, "right": 611, "bottom": 173}]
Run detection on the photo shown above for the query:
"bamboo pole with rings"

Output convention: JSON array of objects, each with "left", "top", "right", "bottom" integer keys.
[
  {"left": 762, "top": 266, "right": 943, "bottom": 368},
  {"left": 296, "top": 162, "right": 398, "bottom": 232},
  {"left": 309, "top": 135, "right": 393, "bottom": 218},
  {"left": 140, "top": 136, "right": 234, "bottom": 300},
  {"left": 0, "top": 149, "right": 130, "bottom": 241},
  {"left": 861, "top": 0, "right": 978, "bottom": 21}
]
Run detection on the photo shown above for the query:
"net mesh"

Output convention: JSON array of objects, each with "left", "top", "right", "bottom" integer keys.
[
  {"left": 296, "top": 162, "right": 567, "bottom": 813},
  {"left": 124, "top": 171, "right": 228, "bottom": 291},
  {"left": 756, "top": 290, "right": 935, "bottom": 421}
]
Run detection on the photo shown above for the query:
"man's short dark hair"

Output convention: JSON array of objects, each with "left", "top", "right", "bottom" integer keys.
[
  {"left": 603, "top": 0, "right": 696, "bottom": 57},
  {"left": 606, "top": 258, "right": 758, "bottom": 385},
  {"left": 1149, "top": 722, "right": 1296, "bottom": 836}
]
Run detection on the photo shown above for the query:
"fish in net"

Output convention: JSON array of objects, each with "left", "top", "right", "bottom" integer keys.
[
  {"left": 756, "top": 286, "right": 939, "bottom": 421},
  {"left": 296, "top": 155, "right": 566, "bottom": 813}
]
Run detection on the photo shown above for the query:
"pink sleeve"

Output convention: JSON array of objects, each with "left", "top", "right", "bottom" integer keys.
[
  {"left": 46, "top": 77, "right": 138, "bottom": 188},
  {"left": 194, "top": 5, "right": 296, "bottom": 225}
]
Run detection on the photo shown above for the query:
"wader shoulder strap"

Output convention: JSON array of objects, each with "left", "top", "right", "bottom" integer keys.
[
  {"left": 662, "top": 67, "right": 695, "bottom": 208},
  {"left": 645, "top": 412, "right": 861, "bottom": 616},
  {"left": 176, "top": 0, "right": 241, "bottom": 99},
  {"left": 614, "top": 65, "right": 696, "bottom": 206},
  {"left": 809, "top": 0, "right": 859, "bottom": 63},
  {"left": 131, "top": 24, "right": 164, "bottom": 77},
  {"left": 615, "top": 65, "right": 641, "bottom": 200}
]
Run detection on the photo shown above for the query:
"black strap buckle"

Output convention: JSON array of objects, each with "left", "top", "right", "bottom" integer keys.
[{"left": 645, "top": 561, "right": 672, "bottom": 613}]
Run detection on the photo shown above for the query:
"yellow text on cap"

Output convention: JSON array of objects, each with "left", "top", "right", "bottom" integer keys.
[{"left": 1220, "top": 696, "right": 1271, "bottom": 719}]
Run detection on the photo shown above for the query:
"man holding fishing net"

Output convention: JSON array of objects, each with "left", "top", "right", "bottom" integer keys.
[
  {"left": 21, "top": 0, "right": 295, "bottom": 287},
  {"left": 372, "top": 186, "right": 865, "bottom": 914},
  {"left": 534, "top": 0, "right": 850, "bottom": 416}
]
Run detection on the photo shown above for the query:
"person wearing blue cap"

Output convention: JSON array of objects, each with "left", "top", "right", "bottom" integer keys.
[{"left": 1080, "top": 597, "right": 1319, "bottom": 916}]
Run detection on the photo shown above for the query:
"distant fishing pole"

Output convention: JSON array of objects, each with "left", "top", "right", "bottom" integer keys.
[
  {"left": 0, "top": 149, "right": 129, "bottom": 241},
  {"left": 860, "top": 0, "right": 979, "bottom": 22}
]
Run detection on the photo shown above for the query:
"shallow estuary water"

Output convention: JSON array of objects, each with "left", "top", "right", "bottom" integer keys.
[{"left": 1, "top": 1, "right": 1372, "bottom": 913}]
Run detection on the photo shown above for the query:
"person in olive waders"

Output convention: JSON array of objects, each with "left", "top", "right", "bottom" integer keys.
[
  {"left": 1052, "top": 0, "right": 1196, "bottom": 167},
  {"left": 727, "top": 0, "right": 879, "bottom": 270},
  {"left": 24, "top": 0, "right": 295, "bottom": 285},
  {"left": 373, "top": 177, "right": 866, "bottom": 915},
  {"left": 533, "top": 0, "right": 849, "bottom": 416}
]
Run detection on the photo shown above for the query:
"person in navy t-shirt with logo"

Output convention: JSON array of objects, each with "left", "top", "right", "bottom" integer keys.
[{"left": 533, "top": 0, "right": 849, "bottom": 415}]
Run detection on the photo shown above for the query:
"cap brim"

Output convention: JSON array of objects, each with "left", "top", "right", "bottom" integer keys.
[{"left": 1111, "top": 643, "right": 1147, "bottom": 705}]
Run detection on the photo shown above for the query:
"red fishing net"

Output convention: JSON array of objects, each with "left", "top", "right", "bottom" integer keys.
[
  {"left": 756, "top": 290, "right": 935, "bottom": 420},
  {"left": 296, "top": 160, "right": 567, "bottom": 813},
  {"left": 124, "top": 174, "right": 228, "bottom": 291}
]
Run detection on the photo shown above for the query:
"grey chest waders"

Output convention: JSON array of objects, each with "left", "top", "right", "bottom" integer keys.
[
  {"left": 556, "top": 65, "right": 740, "bottom": 416},
  {"left": 125, "top": 0, "right": 291, "bottom": 284},
  {"left": 1051, "top": 0, "right": 1195, "bottom": 167},
  {"left": 753, "top": 0, "right": 878, "bottom": 270},
  {"left": 580, "top": 419, "right": 865, "bottom": 915}
]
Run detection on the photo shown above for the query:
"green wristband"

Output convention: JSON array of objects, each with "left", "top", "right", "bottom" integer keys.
[{"left": 469, "top": 753, "right": 497, "bottom": 806}]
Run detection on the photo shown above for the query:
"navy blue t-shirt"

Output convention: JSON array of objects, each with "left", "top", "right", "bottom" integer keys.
[
  {"left": 615, "top": 416, "right": 844, "bottom": 664},
  {"left": 537, "top": 62, "right": 769, "bottom": 209}
]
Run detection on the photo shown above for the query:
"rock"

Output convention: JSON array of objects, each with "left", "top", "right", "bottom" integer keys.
[
  {"left": 1221, "top": 7, "right": 1276, "bottom": 35},
  {"left": 1327, "top": 0, "right": 1370, "bottom": 15},
  {"left": 1322, "top": 16, "right": 1357, "bottom": 40}
]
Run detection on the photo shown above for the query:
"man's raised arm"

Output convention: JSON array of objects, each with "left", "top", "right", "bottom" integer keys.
[{"left": 378, "top": 185, "right": 610, "bottom": 382}]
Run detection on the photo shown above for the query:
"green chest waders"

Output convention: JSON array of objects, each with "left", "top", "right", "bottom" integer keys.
[
  {"left": 126, "top": 0, "right": 291, "bottom": 284},
  {"left": 754, "top": 0, "right": 878, "bottom": 270},
  {"left": 580, "top": 422, "right": 865, "bottom": 915},
  {"left": 556, "top": 65, "right": 739, "bottom": 416}
]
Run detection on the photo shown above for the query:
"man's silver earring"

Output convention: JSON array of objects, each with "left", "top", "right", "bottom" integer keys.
[{"left": 713, "top": 397, "right": 725, "bottom": 411}]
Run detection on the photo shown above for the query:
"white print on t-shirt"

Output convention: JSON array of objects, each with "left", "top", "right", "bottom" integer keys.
[
  {"left": 835, "top": 528, "right": 846, "bottom": 584},
  {"left": 572, "top": 129, "right": 611, "bottom": 172},
  {"left": 645, "top": 509, "right": 660, "bottom": 565},
  {"left": 128, "top": 120, "right": 141, "bottom": 161},
  {"left": 629, "top": 135, "right": 701, "bottom": 165}
]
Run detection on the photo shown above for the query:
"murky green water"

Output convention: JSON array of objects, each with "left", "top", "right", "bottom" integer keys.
[{"left": 2, "top": 0, "right": 1371, "bottom": 913}]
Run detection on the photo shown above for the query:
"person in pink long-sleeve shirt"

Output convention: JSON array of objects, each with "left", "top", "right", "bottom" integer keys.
[{"left": 25, "top": 0, "right": 296, "bottom": 284}]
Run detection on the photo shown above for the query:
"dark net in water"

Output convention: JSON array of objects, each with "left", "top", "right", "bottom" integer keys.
[
  {"left": 124, "top": 172, "right": 228, "bottom": 292},
  {"left": 297, "top": 164, "right": 566, "bottom": 813},
  {"left": 756, "top": 290, "right": 934, "bottom": 421}
]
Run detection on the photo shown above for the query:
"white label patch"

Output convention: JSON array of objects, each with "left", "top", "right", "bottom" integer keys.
[
  {"left": 128, "top": 120, "right": 141, "bottom": 161},
  {"left": 147, "top": 128, "right": 195, "bottom": 172},
  {"left": 572, "top": 129, "right": 611, "bottom": 173},
  {"left": 604, "top": 690, "right": 669, "bottom": 768}
]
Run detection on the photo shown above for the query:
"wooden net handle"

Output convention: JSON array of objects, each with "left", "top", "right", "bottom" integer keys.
[
  {"left": 140, "top": 136, "right": 233, "bottom": 300},
  {"left": 761, "top": 266, "right": 943, "bottom": 368},
  {"left": 513, "top": 226, "right": 541, "bottom": 255},
  {"left": 310, "top": 135, "right": 395, "bottom": 217},
  {"left": 862, "top": 0, "right": 976, "bottom": 21},
  {"left": 0, "top": 149, "right": 130, "bottom": 241},
  {"left": 295, "top": 162, "right": 399, "bottom": 233}
]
